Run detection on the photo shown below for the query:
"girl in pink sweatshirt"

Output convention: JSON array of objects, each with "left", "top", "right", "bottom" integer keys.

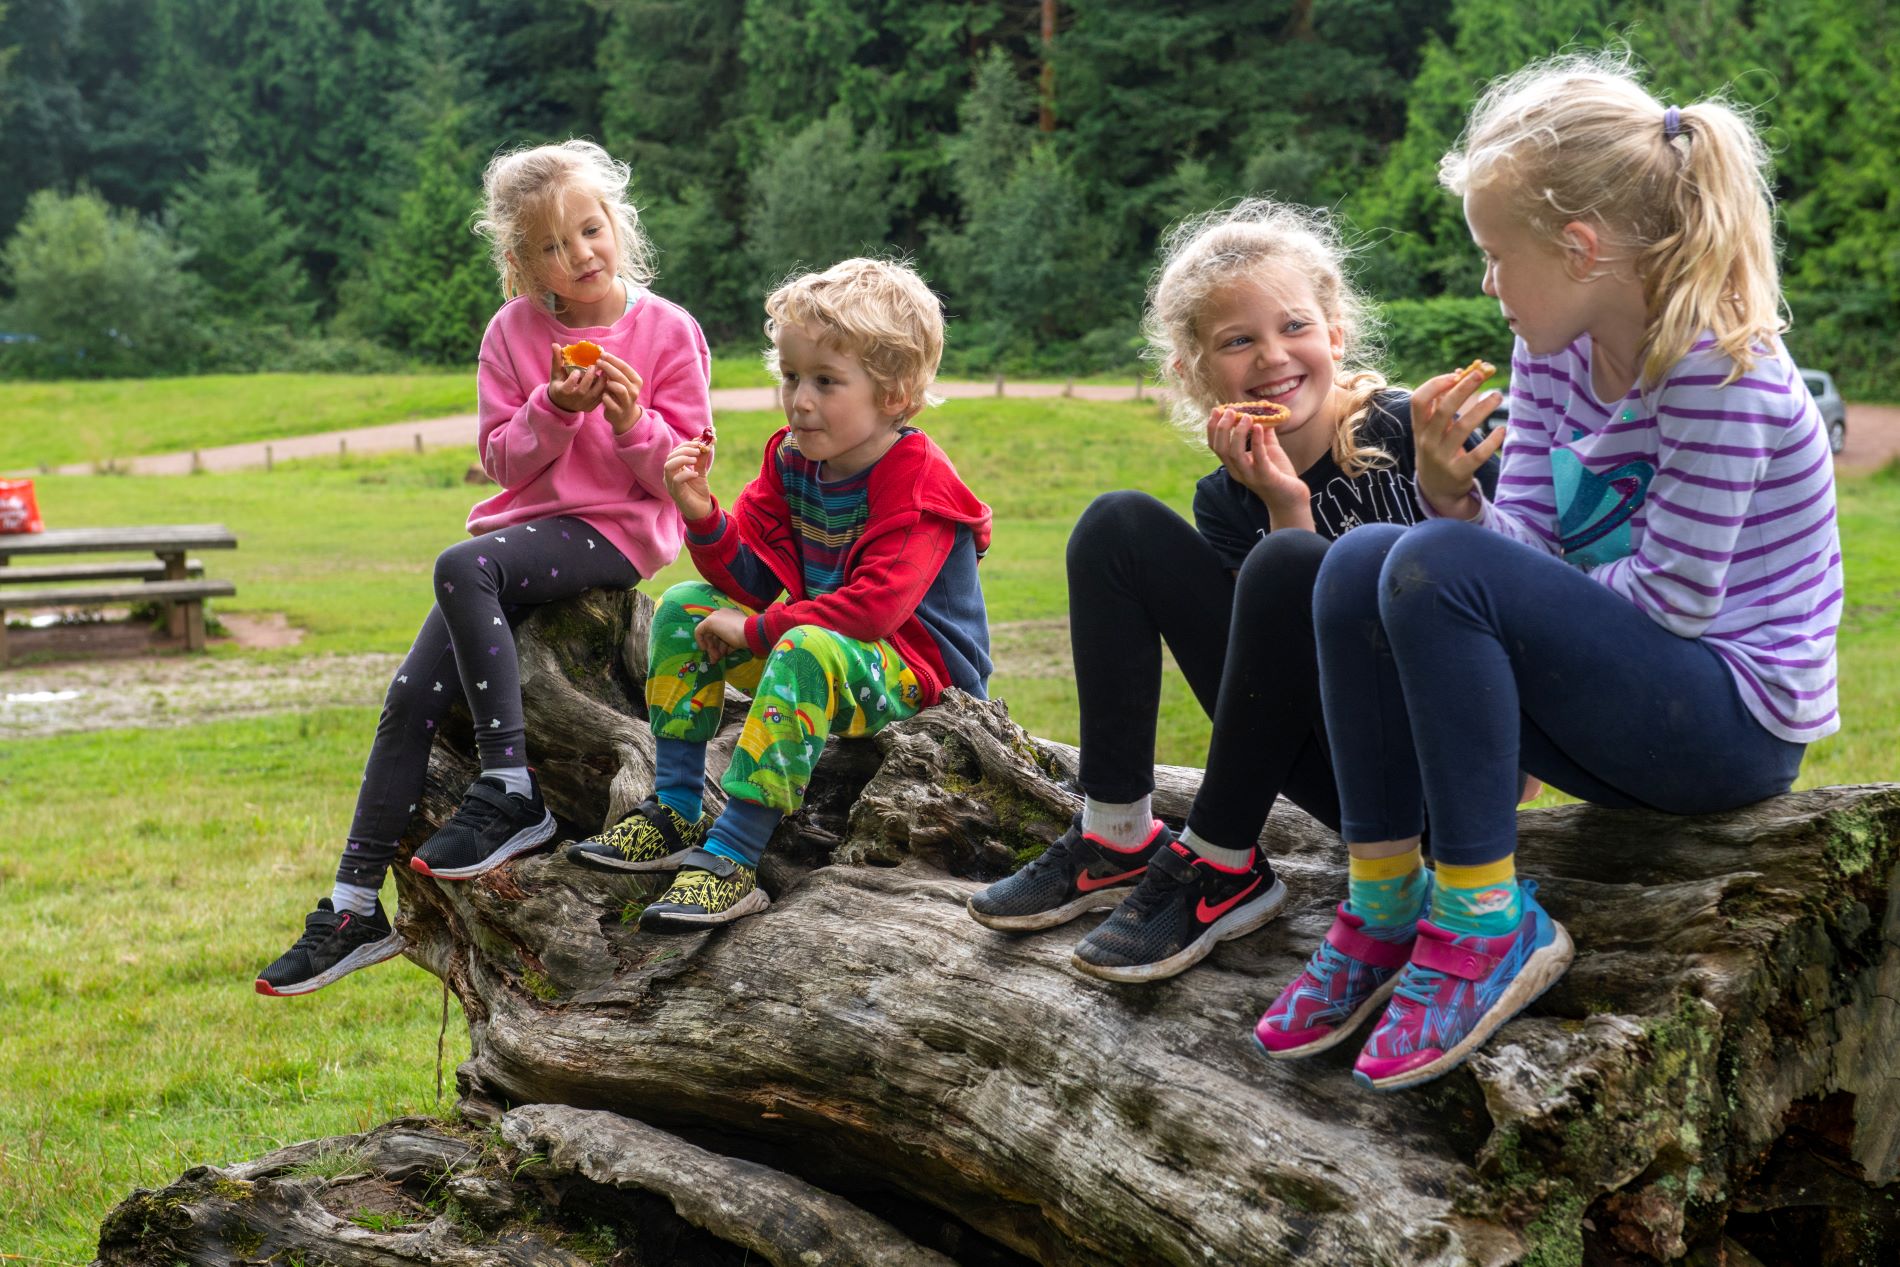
[{"left": 257, "top": 140, "right": 712, "bottom": 996}]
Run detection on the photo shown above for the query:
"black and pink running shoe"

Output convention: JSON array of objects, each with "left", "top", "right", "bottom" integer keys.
[{"left": 966, "top": 814, "right": 1171, "bottom": 933}]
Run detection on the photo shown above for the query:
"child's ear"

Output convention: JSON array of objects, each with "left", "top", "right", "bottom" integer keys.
[
  {"left": 1560, "top": 220, "right": 1602, "bottom": 280},
  {"left": 881, "top": 387, "right": 915, "bottom": 423},
  {"left": 1328, "top": 319, "right": 1346, "bottom": 362}
]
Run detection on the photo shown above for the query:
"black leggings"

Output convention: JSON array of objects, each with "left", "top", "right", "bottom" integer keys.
[
  {"left": 1067, "top": 491, "right": 1339, "bottom": 850},
  {"left": 337, "top": 516, "right": 639, "bottom": 886}
]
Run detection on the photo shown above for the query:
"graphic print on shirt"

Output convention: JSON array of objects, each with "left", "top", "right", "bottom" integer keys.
[
  {"left": 1310, "top": 468, "right": 1421, "bottom": 539},
  {"left": 1551, "top": 427, "right": 1654, "bottom": 569}
]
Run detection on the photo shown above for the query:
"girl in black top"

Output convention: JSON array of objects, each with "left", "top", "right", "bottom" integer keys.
[{"left": 968, "top": 199, "right": 1497, "bottom": 982}]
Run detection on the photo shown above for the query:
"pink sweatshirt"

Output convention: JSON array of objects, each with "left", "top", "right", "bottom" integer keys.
[{"left": 467, "top": 291, "right": 713, "bottom": 578}]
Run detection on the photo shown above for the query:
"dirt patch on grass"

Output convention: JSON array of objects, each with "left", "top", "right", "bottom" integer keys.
[
  {"left": 1, "top": 617, "right": 1083, "bottom": 741},
  {"left": 2, "top": 652, "right": 400, "bottom": 739}
]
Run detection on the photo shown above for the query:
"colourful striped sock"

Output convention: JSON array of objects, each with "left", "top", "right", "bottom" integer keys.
[
  {"left": 1347, "top": 846, "right": 1427, "bottom": 942},
  {"left": 1432, "top": 856, "right": 1522, "bottom": 937}
]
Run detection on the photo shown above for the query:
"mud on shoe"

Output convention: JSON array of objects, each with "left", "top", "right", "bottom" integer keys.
[
  {"left": 567, "top": 796, "right": 710, "bottom": 873},
  {"left": 1352, "top": 879, "right": 1573, "bottom": 1092},
  {"left": 410, "top": 773, "right": 557, "bottom": 880},
  {"left": 256, "top": 898, "right": 405, "bottom": 996},
  {"left": 638, "top": 850, "right": 771, "bottom": 933},
  {"left": 1253, "top": 902, "right": 1418, "bottom": 1060},
  {"left": 967, "top": 814, "right": 1171, "bottom": 932},
  {"left": 1072, "top": 840, "right": 1288, "bottom": 983}
]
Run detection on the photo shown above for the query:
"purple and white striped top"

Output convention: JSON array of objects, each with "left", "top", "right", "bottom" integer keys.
[{"left": 1452, "top": 333, "right": 1841, "bottom": 744}]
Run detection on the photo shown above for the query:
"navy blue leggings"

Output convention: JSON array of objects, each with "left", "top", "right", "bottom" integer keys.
[{"left": 1314, "top": 520, "right": 1804, "bottom": 866}]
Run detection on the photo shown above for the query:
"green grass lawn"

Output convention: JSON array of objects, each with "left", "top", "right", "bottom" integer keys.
[
  {"left": 0, "top": 709, "right": 469, "bottom": 1259},
  {"left": 6, "top": 395, "right": 1898, "bottom": 1259},
  {"left": 0, "top": 361, "right": 1126, "bottom": 472},
  {"left": 1, "top": 373, "right": 474, "bottom": 471}
]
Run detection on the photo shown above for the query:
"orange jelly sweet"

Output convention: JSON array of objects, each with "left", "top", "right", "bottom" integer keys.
[{"left": 562, "top": 341, "right": 603, "bottom": 369}]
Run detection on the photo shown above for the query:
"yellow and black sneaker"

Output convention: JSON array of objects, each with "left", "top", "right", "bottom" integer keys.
[
  {"left": 566, "top": 796, "right": 710, "bottom": 873},
  {"left": 639, "top": 851, "right": 770, "bottom": 932}
]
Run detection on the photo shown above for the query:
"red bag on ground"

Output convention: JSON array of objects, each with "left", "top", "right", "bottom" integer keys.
[{"left": 0, "top": 478, "right": 45, "bottom": 533}]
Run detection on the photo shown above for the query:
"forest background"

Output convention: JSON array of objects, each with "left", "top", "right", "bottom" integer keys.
[{"left": 1, "top": 0, "right": 1895, "bottom": 397}]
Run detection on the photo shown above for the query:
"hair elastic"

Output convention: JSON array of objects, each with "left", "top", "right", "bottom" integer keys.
[{"left": 1663, "top": 106, "right": 1682, "bottom": 141}]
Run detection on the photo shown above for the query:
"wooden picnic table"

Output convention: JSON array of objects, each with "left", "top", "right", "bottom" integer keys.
[{"left": 0, "top": 523, "right": 238, "bottom": 663}]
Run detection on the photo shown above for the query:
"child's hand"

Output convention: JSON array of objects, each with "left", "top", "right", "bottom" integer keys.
[
  {"left": 694, "top": 607, "right": 750, "bottom": 662},
  {"left": 547, "top": 343, "right": 607, "bottom": 414},
  {"left": 1413, "top": 365, "right": 1507, "bottom": 519},
  {"left": 1207, "top": 406, "right": 1313, "bottom": 532},
  {"left": 595, "top": 350, "right": 646, "bottom": 435},
  {"left": 662, "top": 437, "right": 715, "bottom": 521}
]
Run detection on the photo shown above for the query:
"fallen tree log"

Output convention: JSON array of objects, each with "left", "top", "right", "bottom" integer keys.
[{"left": 97, "top": 590, "right": 1900, "bottom": 1265}]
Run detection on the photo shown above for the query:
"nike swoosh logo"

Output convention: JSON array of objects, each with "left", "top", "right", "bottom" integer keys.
[
  {"left": 1197, "top": 876, "right": 1263, "bottom": 923},
  {"left": 1075, "top": 866, "right": 1145, "bottom": 893}
]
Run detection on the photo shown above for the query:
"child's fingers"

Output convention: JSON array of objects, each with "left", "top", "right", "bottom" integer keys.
[{"left": 550, "top": 343, "right": 568, "bottom": 382}]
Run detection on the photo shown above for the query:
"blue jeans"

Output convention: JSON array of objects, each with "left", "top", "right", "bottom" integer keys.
[{"left": 1314, "top": 521, "right": 1805, "bottom": 866}]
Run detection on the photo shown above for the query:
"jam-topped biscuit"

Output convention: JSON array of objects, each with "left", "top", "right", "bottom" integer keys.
[
  {"left": 1216, "top": 400, "right": 1293, "bottom": 427},
  {"left": 561, "top": 341, "right": 603, "bottom": 369},
  {"left": 1452, "top": 358, "right": 1495, "bottom": 384}
]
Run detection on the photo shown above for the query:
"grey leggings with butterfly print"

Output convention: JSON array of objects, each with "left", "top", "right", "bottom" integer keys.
[{"left": 337, "top": 516, "right": 638, "bottom": 886}]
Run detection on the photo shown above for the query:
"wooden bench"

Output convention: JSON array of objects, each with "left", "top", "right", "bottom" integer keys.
[
  {"left": 0, "top": 524, "right": 238, "bottom": 665},
  {"left": 0, "top": 579, "right": 237, "bottom": 662},
  {"left": 1, "top": 559, "right": 205, "bottom": 584}
]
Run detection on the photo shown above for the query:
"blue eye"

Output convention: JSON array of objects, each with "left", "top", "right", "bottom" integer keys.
[
  {"left": 1226, "top": 335, "right": 1251, "bottom": 348},
  {"left": 1285, "top": 320, "right": 1308, "bottom": 334}
]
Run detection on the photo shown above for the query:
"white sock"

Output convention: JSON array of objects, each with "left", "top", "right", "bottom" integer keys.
[
  {"left": 330, "top": 880, "right": 381, "bottom": 916},
  {"left": 483, "top": 767, "right": 533, "bottom": 797},
  {"left": 1179, "top": 826, "right": 1254, "bottom": 871},
  {"left": 1082, "top": 796, "right": 1154, "bottom": 850}
]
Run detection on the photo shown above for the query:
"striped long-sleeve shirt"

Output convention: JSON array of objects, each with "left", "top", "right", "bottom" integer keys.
[{"left": 1445, "top": 334, "right": 1841, "bottom": 744}]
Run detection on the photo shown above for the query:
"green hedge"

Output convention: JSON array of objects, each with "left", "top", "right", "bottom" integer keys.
[{"left": 1375, "top": 295, "right": 1513, "bottom": 388}]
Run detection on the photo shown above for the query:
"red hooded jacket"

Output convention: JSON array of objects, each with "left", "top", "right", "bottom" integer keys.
[{"left": 682, "top": 427, "right": 993, "bottom": 705}]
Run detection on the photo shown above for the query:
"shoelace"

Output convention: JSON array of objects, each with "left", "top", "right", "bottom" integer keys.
[
  {"left": 1391, "top": 964, "right": 1447, "bottom": 1009},
  {"left": 1309, "top": 939, "right": 1349, "bottom": 982},
  {"left": 1018, "top": 830, "right": 1082, "bottom": 878}
]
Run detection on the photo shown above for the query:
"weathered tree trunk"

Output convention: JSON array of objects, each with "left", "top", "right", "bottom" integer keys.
[{"left": 97, "top": 591, "right": 1900, "bottom": 1266}]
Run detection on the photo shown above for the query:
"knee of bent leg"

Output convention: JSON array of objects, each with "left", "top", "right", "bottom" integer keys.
[
  {"left": 1379, "top": 519, "right": 1479, "bottom": 609},
  {"left": 1235, "top": 528, "right": 1329, "bottom": 604},
  {"left": 1314, "top": 524, "right": 1405, "bottom": 624},
  {"left": 657, "top": 579, "right": 723, "bottom": 619},
  {"left": 1068, "top": 489, "right": 1168, "bottom": 569},
  {"left": 432, "top": 537, "right": 490, "bottom": 592}
]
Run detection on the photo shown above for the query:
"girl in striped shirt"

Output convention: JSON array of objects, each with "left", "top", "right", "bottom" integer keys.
[{"left": 1256, "top": 53, "right": 1841, "bottom": 1090}]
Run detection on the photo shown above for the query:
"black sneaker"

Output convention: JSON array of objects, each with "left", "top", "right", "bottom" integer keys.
[
  {"left": 566, "top": 796, "right": 710, "bottom": 873},
  {"left": 639, "top": 850, "right": 771, "bottom": 933},
  {"left": 255, "top": 898, "right": 405, "bottom": 996},
  {"left": 1072, "top": 840, "right": 1288, "bottom": 983},
  {"left": 967, "top": 814, "right": 1169, "bottom": 932},
  {"left": 410, "top": 774, "right": 558, "bottom": 880}
]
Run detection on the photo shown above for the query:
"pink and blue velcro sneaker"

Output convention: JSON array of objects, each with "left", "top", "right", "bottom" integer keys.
[
  {"left": 1352, "top": 879, "right": 1573, "bottom": 1092},
  {"left": 1253, "top": 900, "right": 1420, "bottom": 1060}
]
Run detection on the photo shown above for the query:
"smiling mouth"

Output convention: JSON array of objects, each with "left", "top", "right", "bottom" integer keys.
[{"left": 1248, "top": 376, "right": 1303, "bottom": 402}]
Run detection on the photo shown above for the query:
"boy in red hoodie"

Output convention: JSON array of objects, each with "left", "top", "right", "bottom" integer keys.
[{"left": 568, "top": 258, "right": 993, "bottom": 929}]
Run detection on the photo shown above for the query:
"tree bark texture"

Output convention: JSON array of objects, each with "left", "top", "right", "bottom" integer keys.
[{"left": 97, "top": 590, "right": 1900, "bottom": 1266}]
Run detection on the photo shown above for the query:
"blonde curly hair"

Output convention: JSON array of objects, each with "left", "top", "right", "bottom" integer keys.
[
  {"left": 1440, "top": 51, "right": 1783, "bottom": 386},
  {"left": 1143, "top": 198, "right": 1392, "bottom": 477},
  {"left": 764, "top": 258, "right": 946, "bottom": 419},
  {"left": 473, "top": 139, "right": 655, "bottom": 313}
]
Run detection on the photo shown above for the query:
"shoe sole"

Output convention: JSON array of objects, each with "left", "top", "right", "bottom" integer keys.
[
  {"left": 965, "top": 885, "right": 1134, "bottom": 932},
  {"left": 255, "top": 931, "right": 408, "bottom": 997},
  {"left": 1252, "top": 972, "right": 1405, "bottom": 1062},
  {"left": 411, "top": 809, "right": 559, "bottom": 881},
  {"left": 1356, "top": 921, "right": 1576, "bottom": 1092},
  {"left": 638, "top": 888, "right": 771, "bottom": 933},
  {"left": 1072, "top": 878, "right": 1289, "bottom": 984},
  {"left": 566, "top": 843, "right": 695, "bottom": 874}
]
